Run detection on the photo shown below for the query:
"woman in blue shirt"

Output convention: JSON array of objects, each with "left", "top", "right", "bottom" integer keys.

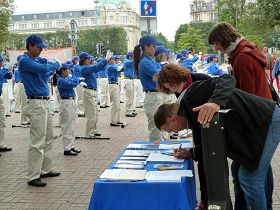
[{"left": 133, "top": 35, "right": 164, "bottom": 141}]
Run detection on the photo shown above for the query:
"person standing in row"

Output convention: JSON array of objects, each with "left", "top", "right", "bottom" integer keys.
[
  {"left": 18, "top": 34, "right": 60, "bottom": 187},
  {"left": 107, "top": 56, "right": 123, "bottom": 126},
  {"left": 80, "top": 51, "right": 112, "bottom": 137},
  {"left": 0, "top": 57, "right": 11, "bottom": 117},
  {"left": 133, "top": 35, "right": 164, "bottom": 141},
  {"left": 123, "top": 52, "right": 137, "bottom": 117},
  {"left": 72, "top": 57, "right": 85, "bottom": 117},
  {"left": 97, "top": 61, "right": 110, "bottom": 109},
  {"left": 13, "top": 57, "right": 21, "bottom": 113},
  {"left": 0, "top": 56, "right": 13, "bottom": 153},
  {"left": 57, "top": 63, "right": 81, "bottom": 156}
]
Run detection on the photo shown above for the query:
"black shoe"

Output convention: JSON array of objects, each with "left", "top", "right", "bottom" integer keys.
[
  {"left": 136, "top": 105, "right": 143, "bottom": 108},
  {"left": 126, "top": 113, "right": 135, "bottom": 117},
  {"left": 40, "top": 171, "right": 61, "bottom": 178},
  {"left": 28, "top": 178, "right": 47, "bottom": 187},
  {"left": 93, "top": 133, "right": 101, "bottom": 136},
  {"left": 0, "top": 147, "right": 12, "bottom": 152},
  {"left": 54, "top": 110, "right": 59, "bottom": 113},
  {"left": 105, "top": 105, "right": 110, "bottom": 108},
  {"left": 15, "top": 111, "right": 20, "bottom": 113},
  {"left": 5, "top": 114, "right": 11, "bottom": 117},
  {"left": 64, "top": 150, "right": 78, "bottom": 156},
  {"left": 71, "top": 148, "right": 81, "bottom": 153},
  {"left": 21, "top": 122, "right": 30, "bottom": 126},
  {"left": 100, "top": 106, "right": 107, "bottom": 108},
  {"left": 120, "top": 101, "right": 124, "bottom": 103},
  {"left": 110, "top": 123, "right": 120, "bottom": 127},
  {"left": 78, "top": 113, "right": 85, "bottom": 117},
  {"left": 117, "top": 122, "right": 124, "bottom": 125},
  {"left": 132, "top": 112, "right": 137, "bottom": 116},
  {"left": 170, "top": 134, "right": 178, "bottom": 139}
]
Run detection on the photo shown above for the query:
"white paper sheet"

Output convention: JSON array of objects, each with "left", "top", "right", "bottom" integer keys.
[
  {"left": 100, "top": 169, "right": 147, "bottom": 181},
  {"left": 146, "top": 153, "right": 184, "bottom": 163},
  {"left": 123, "top": 150, "right": 160, "bottom": 157},
  {"left": 159, "top": 142, "right": 193, "bottom": 150},
  {"left": 146, "top": 170, "right": 193, "bottom": 182}
]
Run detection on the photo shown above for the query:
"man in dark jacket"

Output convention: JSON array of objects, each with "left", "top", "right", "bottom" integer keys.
[{"left": 154, "top": 74, "right": 280, "bottom": 210}]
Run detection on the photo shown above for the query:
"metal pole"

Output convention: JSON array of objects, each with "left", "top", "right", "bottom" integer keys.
[{"left": 147, "top": 18, "right": 151, "bottom": 34}]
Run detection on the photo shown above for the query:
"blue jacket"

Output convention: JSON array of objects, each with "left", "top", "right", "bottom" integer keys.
[
  {"left": 57, "top": 76, "right": 79, "bottom": 97},
  {"left": 138, "top": 55, "right": 161, "bottom": 91},
  {"left": 97, "top": 65, "right": 108, "bottom": 78},
  {"left": 73, "top": 64, "right": 81, "bottom": 78},
  {"left": 182, "top": 56, "right": 199, "bottom": 72},
  {"left": 123, "top": 59, "right": 134, "bottom": 79},
  {"left": 272, "top": 58, "right": 280, "bottom": 77},
  {"left": 107, "top": 63, "right": 119, "bottom": 82},
  {"left": 18, "top": 52, "right": 58, "bottom": 96},
  {"left": 80, "top": 59, "right": 107, "bottom": 88},
  {"left": 0, "top": 67, "right": 12, "bottom": 94},
  {"left": 208, "top": 62, "right": 220, "bottom": 76}
]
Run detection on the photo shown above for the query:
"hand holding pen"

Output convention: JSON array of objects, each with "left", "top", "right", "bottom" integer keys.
[{"left": 173, "top": 143, "right": 192, "bottom": 159}]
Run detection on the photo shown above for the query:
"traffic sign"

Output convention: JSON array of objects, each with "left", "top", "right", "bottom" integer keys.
[{"left": 140, "top": 0, "right": 157, "bottom": 17}]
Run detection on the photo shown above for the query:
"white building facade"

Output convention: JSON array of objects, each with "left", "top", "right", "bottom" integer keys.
[{"left": 9, "top": 4, "right": 141, "bottom": 51}]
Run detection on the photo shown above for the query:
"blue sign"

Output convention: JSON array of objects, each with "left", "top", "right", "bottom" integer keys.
[{"left": 140, "top": 0, "right": 157, "bottom": 17}]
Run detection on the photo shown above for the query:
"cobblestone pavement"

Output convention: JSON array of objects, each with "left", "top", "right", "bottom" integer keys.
[{"left": 0, "top": 102, "right": 279, "bottom": 209}]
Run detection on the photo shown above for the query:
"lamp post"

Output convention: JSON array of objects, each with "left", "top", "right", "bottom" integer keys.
[{"left": 69, "top": 19, "right": 78, "bottom": 54}]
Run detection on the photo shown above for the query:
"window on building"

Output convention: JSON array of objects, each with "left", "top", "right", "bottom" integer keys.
[
  {"left": 19, "top": 24, "right": 27, "bottom": 29},
  {"left": 56, "top": 21, "right": 65, "bottom": 27},
  {"left": 21, "top": 16, "right": 24, "bottom": 20},
  {"left": 44, "top": 22, "right": 52, "bottom": 28},
  {"left": 31, "top": 23, "right": 39, "bottom": 29},
  {"left": 59, "top": 13, "right": 63, "bottom": 19},
  {"left": 79, "top": 20, "right": 88, "bottom": 26},
  {"left": 91, "top": 18, "right": 97, "bottom": 25},
  {"left": 81, "top": 11, "right": 85, "bottom": 16},
  {"left": 33, "top": 15, "right": 37, "bottom": 20},
  {"left": 69, "top": 12, "right": 73, "bottom": 17},
  {"left": 110, "top": 16, "right": 114, "bottom": 21},
  {"left": 46, "top": 14, "right": 50, "bottom": 19}
]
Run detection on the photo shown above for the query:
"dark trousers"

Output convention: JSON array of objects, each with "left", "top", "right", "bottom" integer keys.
[{"left": 231, "top": 161, "right": 273, "bottom": 210}]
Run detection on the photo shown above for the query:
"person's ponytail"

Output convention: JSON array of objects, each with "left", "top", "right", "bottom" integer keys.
[{"left": 133, "top": 44, "right": 142, "bottom": 76}]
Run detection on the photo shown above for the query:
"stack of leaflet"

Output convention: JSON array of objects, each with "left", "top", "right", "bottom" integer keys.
[
  {"left": 159, "top": 142, "right": 193, "bottom": 150},
  {"left": 123, "top": 150, "right": 161, "bottom": 157},
  {"left": 113, "top": 160, "right": 146, "bottom": 169},
  {"left": 127, "top": 144, "right": 160, "bottom": 149},
  {"left": 146, "top": 170, "right": 193, "bottom": 182},
  {"left": 100, "top": 169, "right": 147, "bottom": 181}
]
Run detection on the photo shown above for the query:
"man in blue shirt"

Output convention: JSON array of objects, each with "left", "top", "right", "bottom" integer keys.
[
  {"left": 123, "top": 52, "right": 137, "bottom": 117},
  {"left": 0, "top": 56, "right": 13, "bottom": 153},
  {"left": 80, "top": 51, "right": 111, "bottom": 137},
  {"left": 18, "top": 34, "right": 60, "bottom": 187}
]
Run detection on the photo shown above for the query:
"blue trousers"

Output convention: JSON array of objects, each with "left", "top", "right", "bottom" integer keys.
[{"left": 233, "top": 106, "right": 280, "bottom": 210}]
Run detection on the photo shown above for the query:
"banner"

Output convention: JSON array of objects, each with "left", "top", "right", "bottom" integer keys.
[{"left": 7, "top": 47, "right": 74, "bottom": 64}]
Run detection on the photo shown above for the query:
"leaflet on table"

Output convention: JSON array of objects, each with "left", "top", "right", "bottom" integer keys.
[
  {"left": 159, "top": 142, "right": 193, "bottom": 150},
  {"left": 127, "top": 144, "right": 160, "bottom": 149},
  {"left": 113, "top": 163, "right": 144, "bottom": 169},
  {"left": 122, "top": 150, "right": 161, "bottom": 157},
  {"left": 116, "top": 160, "right": 146, "bottom": 165},
  {"left": 120, "top": 156, "right": 147, "bottom": 161},
  {"left": 146, "top": 170, "right": 193, "bottom": 182},
  {"left": 100, "top": 169, "right": 147, "bottom": 181},
  {"left": 146, "top": 153, "right": 184, "bottom": 162}
]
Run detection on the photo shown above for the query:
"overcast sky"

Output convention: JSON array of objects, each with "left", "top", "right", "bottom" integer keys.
[{"left": 13, "top": 0, "right": 190, "bottom": 41}]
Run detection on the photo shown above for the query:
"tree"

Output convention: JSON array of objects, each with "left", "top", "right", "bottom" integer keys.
[
  {"left": 0, "top": 0, "right": 14, "bottom": 50},
  {"left": 176, "top": 25, "right": 208, "bottom": 53},
  {"left": 154, "top": 32, "right": 174, "bottom": 51}
]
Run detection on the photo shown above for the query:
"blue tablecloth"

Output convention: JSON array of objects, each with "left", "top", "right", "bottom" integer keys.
[{"left": 88, "top": 141, "right": 197, "bottom": 210}]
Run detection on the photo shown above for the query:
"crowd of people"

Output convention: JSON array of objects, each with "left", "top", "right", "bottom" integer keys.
[{"left": 0, "top": 21, "right": 279, "bottom": 210}]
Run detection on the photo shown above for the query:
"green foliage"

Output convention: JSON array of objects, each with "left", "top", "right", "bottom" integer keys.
[
  {"left": 5, "top": 27, "right": 128, "bottom": 55},
  {"left": 77, "top": 27, "right": 127, "bottom": 55},
  {"left": 0, "top": 0, "right": 14, "bottom": 49},
  {"left": 177, "top": 26, "right": 207, "bottom": 52},
  {"left": 154, "top": 33, "right": 174, "bottom": 51}
]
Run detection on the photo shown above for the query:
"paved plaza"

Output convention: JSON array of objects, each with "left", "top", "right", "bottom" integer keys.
[{"left": 0, "top": 102, "right": 280, "bottom": 209}]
